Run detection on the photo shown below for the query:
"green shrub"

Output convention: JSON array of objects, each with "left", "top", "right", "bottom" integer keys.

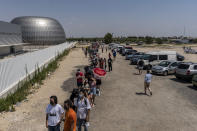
[{"left": 0, "top": 49, "right": 70, "bottom": 112}]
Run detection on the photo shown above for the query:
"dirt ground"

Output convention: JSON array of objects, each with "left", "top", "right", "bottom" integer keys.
[
  {"left": 1, "top": 45, "right": 197, "bottom": 131},
  {"left": 0, "top": 47, "right": 89, "bottom": 131},
  {"left": 89, "top": 47, "right": 197, "bottom": 131}
]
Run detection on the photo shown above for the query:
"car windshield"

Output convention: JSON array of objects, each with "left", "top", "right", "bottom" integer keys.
[
  {"left": 158, "top": 61, "right": 171, "bottom": 67},
  {"left": 133, "top": 56, "right": 142, "bottom": 59},
  {"left": 178, "top": 64, "right": 190, "bottom": 69},
  {"left": 142, "top": 55, "right": 150, "bottom": 60}
]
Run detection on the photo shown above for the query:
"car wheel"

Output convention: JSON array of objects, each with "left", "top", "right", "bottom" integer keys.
[{"left": 163, "top": 71, "right": 168, "bottom": 76}]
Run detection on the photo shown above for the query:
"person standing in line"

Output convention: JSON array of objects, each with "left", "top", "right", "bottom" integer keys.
[
  {"left": 90, "top": 78, "right": 97, "bottom": 106},
  {"left": 46, "top": 96, "right": 64, "bottom": 131},
  {"left": 108, "top": 52, "right": 111, "bottom": 59},
  {"left": 113, "top": 50, "right": 117, "bottom": 60},
  {"left": 104, "top": 58, "right": 107, "bottom": 71},
  {"left": 63, "top": 99, "right": 77, "bottom": 131},
  {"left": 76, "top": 69, "right": 84, "bottom": 89},
  {"left": 137, "top": 58, "right": 144, "bottom": 75},
  {"left": 100, "top": 58, "right": 104, "bottom": 69},
  {"left": 106, "top": 46, "right": 108, "bottom": 53},
  {"left": 144, "top": 70, "right": 153, "bottom": 96},
  {"left": 74, "top": 90, "right": 91, "bottom": 131},
  {"left": 99, "top": 58, "right": 102, "bottom": 68},
  {"left": 108, "top": 57, "right": 113, "bottom": 72},
  {"left": 85, "top": 48, "right": 88, "bottom": 58}
]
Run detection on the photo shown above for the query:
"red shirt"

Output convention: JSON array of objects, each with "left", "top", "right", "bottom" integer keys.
[{"left": 76, "top": 72, "right": 83, "bottom": 83}]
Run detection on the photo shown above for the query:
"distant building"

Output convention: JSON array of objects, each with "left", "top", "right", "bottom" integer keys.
[
  {"left": 0, "top": 21, "right": 23, "bottom": 55},
  {"left": 11, "top": 16, "right": 66, "bottom": 45},
  {"left": 0, "top": 21, "right": 22, "bottom": 45},
  {"left": 170, "top": 39, "right": 189, "bottom": 44}
]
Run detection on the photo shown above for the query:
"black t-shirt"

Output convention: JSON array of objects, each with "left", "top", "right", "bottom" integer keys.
[
  {"left": 108, "top": 58, "right": 112, "bottom": 64},
  {"left": 138, "top": 60, "right": 144, "bottom": 66}
]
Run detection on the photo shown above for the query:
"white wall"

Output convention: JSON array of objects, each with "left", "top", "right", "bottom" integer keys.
[
  {"left": 0, "top": 42, "right": 76, "bottom": 97},
  {"left": 0, "top": 45, "right": 10, "bottom": 55}
]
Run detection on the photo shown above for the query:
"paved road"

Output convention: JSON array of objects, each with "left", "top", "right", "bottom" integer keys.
[{"left": 89, "top": 51, "right": 197, "bottom": 131}]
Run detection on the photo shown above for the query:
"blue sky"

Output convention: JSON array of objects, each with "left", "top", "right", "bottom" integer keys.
[{"left": 1, "top": 0, "right": 197, "bottom": 37}]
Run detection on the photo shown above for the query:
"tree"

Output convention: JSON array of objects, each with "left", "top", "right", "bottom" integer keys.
[
  {"left": 145, "top": 36, "right": 153, "bottom": 44},
  {"left": 155, "top": 38, "right": 163, "bottom": 44},
  {"left": 104, "top": 33, "right": 113, "bottom": 44}
]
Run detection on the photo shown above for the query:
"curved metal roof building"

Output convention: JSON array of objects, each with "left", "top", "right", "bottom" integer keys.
[{"left": 11, "top": 16, "right": 66, "bottom": 45}]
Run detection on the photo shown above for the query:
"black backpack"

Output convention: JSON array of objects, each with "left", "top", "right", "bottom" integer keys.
[
  {"left": 77, "top": 97, "right": 87, "bottom": 106},
  {"left": 70, "top": 88, "right": 79, "bottom": 102}
]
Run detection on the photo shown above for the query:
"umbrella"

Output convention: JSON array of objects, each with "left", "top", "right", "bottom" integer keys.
[{"left": 93, "top": 68, "right": 106, "bottom": 77}]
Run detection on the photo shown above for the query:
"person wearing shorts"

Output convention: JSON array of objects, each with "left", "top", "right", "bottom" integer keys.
[
  {"left": 144, "top": 70, "right": 153, "bottom": 96},
  {"left": 138, "top": 58, "right": 144, "bottom": 75},
  {"left": 90, "top": 78, "right": 97, "bottom": 106}
]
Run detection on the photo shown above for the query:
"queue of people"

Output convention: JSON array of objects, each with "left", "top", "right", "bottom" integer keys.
[{"left": 45, "top": 44, "right": 115, "bottom": 131}]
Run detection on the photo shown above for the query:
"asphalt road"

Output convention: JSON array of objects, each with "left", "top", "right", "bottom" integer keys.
[{"left": 89, "top": 51, "right": 197, "bottom": 131}]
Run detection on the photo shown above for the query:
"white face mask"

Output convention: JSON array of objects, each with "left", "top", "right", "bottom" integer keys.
[
  {"left": 85, "top": 84, "right": 89, "bottom": 88},
  {"left": 79, "top": 94, "right": 84, "bottom": 98}
]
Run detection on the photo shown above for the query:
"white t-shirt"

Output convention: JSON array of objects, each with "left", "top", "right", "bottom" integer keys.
[
  {"left": 46, "top": 104, "right": 64, "bottom": 126},
  {"left": 145, "top": 73, "right": 152, "bottom": 83},
  {"left": 74, "top": 98, "right": 91, "bottom": 119}
]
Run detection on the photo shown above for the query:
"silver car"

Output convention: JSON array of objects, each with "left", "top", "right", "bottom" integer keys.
[
  {"left": 175, "top": 62, "right": 197, "bottom": 81},
  {"left": 152, "top": 60, "right": 180, "bottom": 76}
]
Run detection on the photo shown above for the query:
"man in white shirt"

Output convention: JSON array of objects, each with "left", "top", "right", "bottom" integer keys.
[
  {"left": 144, "top": 70, "right": 153, "bottom": 96},
  {"left": 46, "top": 96, "right": 64, "bottom": 131},
  {"left": 74, "top": 90, "right": 91, "bottom": 131}
]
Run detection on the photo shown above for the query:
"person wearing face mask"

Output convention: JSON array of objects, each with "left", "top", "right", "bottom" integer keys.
[
  {"left": 74, "top": 90, "right": 91, "bottom": 131},
  {"left": 46, "top": 96, "right": 64, "bottom": 131},
  {"left": 64, "top": 99, "right": 77, "bottom": 131}
]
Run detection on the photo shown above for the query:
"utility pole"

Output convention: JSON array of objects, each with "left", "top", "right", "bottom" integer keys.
[{"left": 183, "top": 26, "right": 186, "bottom": 38}]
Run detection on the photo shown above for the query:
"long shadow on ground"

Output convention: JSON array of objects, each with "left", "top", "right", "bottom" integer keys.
[
  {"left": 60, "top": 65, "right": 87, "bottom": 93},
  {"left": 170, "top": 78, "right": 191, "bottom": 84}
]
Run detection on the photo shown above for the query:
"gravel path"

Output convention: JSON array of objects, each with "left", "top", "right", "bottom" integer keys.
[
  {"left": 1, "top": 46, "right": 197, "bottom": 131},
  {"left": 89, "top": 50, "right": 197, "bottom": 131},
  {"left": 0, "top": 47, "right": 88, "bottom": 131}
]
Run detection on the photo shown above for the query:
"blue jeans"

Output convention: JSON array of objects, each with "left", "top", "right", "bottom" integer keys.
[
  {"left": 77, "top": 119, "right": 88, "bottom": 131},
  {"left": 48, "top": 124, "right": 60, "bottom": 131},
  {"left": 91, "top": 87, "right": 97, "bottom": 95}
]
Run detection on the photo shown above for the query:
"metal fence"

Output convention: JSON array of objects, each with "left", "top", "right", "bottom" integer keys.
[{"left": 0, "top": 42, "right": 76, "bottom": 97}]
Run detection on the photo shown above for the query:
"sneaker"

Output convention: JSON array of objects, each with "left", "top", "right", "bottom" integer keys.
[
  {"left": 98, "top": 91, "right": 101, "bottom": 96},
  {"left": 150, "top": 92, "right": 153, "bottom": 96},
  {"left": 85, "top": 122, "right": 90, "bottom": 127}
]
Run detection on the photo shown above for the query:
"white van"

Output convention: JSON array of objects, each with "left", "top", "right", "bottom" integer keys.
[{"left": 141, "top": 51, "right": 177, "bottom": 69}]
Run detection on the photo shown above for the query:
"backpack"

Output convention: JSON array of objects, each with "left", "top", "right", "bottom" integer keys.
[
  {"left": 139, "top": 60, "right": 144, "bottom": 66},
  {"left": 77, "top": 97, "right": 87, "bottom": 106},
  {"left": 70, "top": 88, "right": 79, "bottom": 102}
]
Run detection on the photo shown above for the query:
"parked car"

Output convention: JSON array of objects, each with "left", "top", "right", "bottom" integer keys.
[
  {"left": 119, "top": 46, "right": 125, "bottom": 54},
  {"left": 125, "top": 52, "right": 145, "bottom": 60},
  {"left": 130, "top": 54, "right": 150, "bottom": 65},
  {"left": 192, "top": 75, "right": 197, "bottom": 87},
  {"left": 109, "top": 43, "right": 119, "bottom": 49},
  {"left": 125, "top": 49, "right": 137, "bottom": 56},
  {"left": 122, "top": 49, "right": 132, "bottom": 56},
  {"left": 117, "top": 45, "right": 124, "bottom": 53},
  {"left": 175, "top": 62, "right": 197, "bottom": 81},
  {"left": 122, "top": 46, "right": 133, "bottom": 56},
  {"left": 141, "top": 51, "right": 178, "bottom": 69},
  {"left": 151, "top": 60, "right": 181, "bottom": 76},
  {"left": 177, "top": 53, "right": 185, "bottom": 61}
]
